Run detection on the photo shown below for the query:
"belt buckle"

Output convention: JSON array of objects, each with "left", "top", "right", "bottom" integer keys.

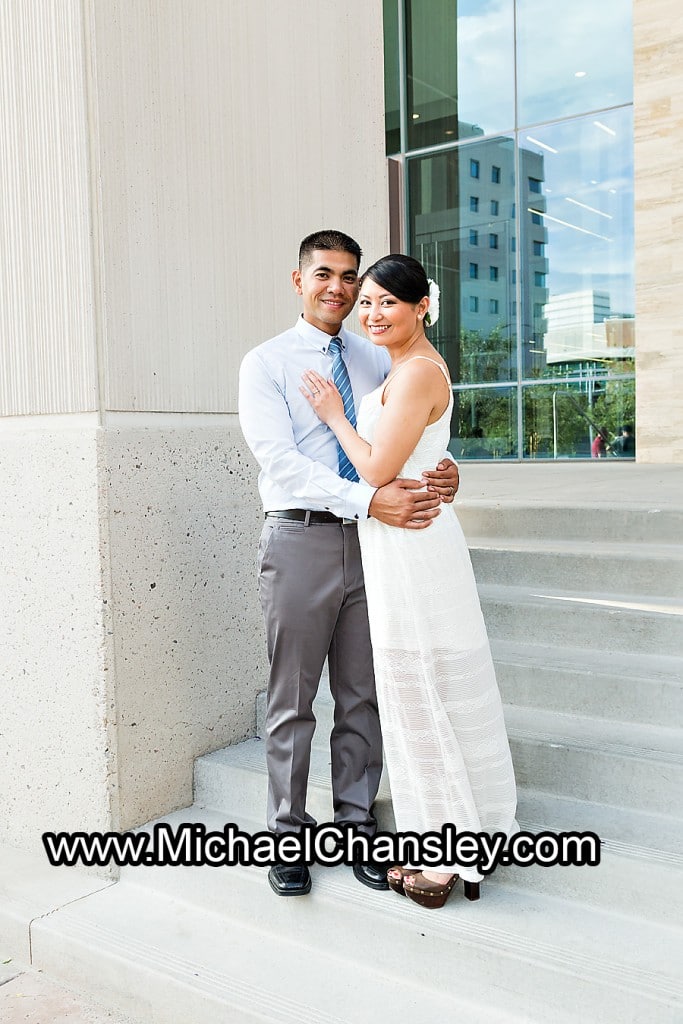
[{"left": 342, "top": 517, "right": 356, "bottom": 525}]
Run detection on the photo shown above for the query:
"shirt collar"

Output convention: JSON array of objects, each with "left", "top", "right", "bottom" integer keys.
[{"left": 295, "top": 314, "right": 349, "bottom": 353}]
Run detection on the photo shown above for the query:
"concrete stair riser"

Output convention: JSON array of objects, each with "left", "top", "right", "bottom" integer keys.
[
  {"left": 470, "top": 546, "right": 683, "bottom": 598},
  {"left": 509, "top": 737, "right": 681, "bottom": 816},
  {"left": 494, "top": 654, "right": 683, "bottom": 727},
  {"left": 479, "top": 588, "right": 683, "bottom": 656},
  {"left": 195, "top": 743, "right": 345, "bottom": 827},
  {"left": 493, "top": 852, "right": 682, "bottom": 924},
  {"left": 455, "top": 504, "right": 683, "bottom": 545}
]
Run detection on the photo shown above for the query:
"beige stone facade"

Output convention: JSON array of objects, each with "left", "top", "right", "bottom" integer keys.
[{"left": 634, "top": 0, "right": 683, "bottom": 462}]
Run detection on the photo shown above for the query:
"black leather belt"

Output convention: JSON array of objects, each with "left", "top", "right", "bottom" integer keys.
[{"left": 266, "top": 509, "right": 352, "bottom": 525}]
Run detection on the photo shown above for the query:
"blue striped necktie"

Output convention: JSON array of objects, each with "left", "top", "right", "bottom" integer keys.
[{"left": 328, "top": 337, "right": 359, "bottom": 482}]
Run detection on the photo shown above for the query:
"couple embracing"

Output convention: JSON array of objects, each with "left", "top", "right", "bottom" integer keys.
[{"left": 238, "top": 230, "right": 517, "bottom": 909}]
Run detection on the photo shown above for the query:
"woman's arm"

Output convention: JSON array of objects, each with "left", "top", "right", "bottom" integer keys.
[{"left": 301, "top": 361, "right": 449, "bottom": 487}]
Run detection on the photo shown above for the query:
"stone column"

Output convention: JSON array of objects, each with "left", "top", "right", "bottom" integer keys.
[{"left": 0, "top": 0, "right": 389, "bottom": 856}]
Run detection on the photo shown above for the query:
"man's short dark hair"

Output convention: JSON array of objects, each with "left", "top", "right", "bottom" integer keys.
[{"left": 299, "top": 230, "right": 362, "bottom": 270}]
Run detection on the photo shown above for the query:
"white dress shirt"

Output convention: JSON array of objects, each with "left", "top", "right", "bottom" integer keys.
[{"left": 239, "top": 315, "right": 391, "bottom": 520}]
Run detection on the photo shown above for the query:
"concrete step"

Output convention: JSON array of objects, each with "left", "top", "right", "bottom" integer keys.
[
  {"left": 256, "top": 688, "right": 683, "bottom": 820},
  {"left": 25, "top": 871, "right": 536, "bottom": 1024},
  {"left": 30, "top": 885, "right": 508, "bottom": 1024},
  {"left": 479, "top": 583, "right": 683, "bottom": 657},
  {"left": 455, "top": 500, "right": 683, "bottom": 545},
  {"left": 496, "top": 788, "right": 683, "bottom": 923},
  {"left": 0, "top": 841, "right": 114, "bottom": 963},
  {"left": 28, "top": 804, "right": 683, "bottom": 1024},
  {"left": 504, "top": 706, "right": 683, "bottom": 817},
  {"left": 194, "top": 738, "right": 683, "bottom": 927},
  {"left": 256, "top": 644, "right": 683, "bottom": 731},
  {"left": 491, "top": 640, "right": 683, "bottom": 727},
  {"left": 469, "top": 538, "right": 683, "bottom": 598}
]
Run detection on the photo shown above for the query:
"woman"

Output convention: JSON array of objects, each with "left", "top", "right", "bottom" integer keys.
[{"left": 301, "top": 254, "right": 517, "bottom": 909}]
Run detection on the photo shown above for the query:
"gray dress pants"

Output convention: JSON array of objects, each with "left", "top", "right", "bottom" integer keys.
[{"left": 257, "top": 516, "right": 383, "bottom": 836}]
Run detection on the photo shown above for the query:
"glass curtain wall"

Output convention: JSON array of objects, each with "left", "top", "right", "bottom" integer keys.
[{"left": 384, "top": 0, "right": 635, "bottom": 460}]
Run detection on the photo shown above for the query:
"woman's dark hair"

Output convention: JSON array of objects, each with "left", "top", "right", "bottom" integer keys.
[{"left": 360, "top": 253, "right": 429, "bottom": 304}]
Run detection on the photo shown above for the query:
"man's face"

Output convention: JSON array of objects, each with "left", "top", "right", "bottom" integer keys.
[{"left": 292, "top": 249, "right": 359, "bottom": 335}]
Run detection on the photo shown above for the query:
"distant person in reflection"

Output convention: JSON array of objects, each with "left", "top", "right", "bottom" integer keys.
[
  {"left": 591, "top": 432, "right": 607, "bottom": 458},
  {"left": 301, "top": 254, "right": 517, "bottom": 910},
  {"left": 468, "top": 426, "right": 490, "bottom": 459},
  {"left": 611, "top": 424, "right": 636, "bottom": 457}
]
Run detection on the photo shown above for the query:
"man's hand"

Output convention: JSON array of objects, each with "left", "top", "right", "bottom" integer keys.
[
  {"left": 422, "top": 458, "right": 460, "bottom": 504},
  {"left": 368, "top": 479, "right": 441, "bottom": 529}
]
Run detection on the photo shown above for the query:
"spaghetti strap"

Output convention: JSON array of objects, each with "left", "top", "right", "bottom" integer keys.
[{"left": 382, "top": 356, "right": 452, "bottom": 397}]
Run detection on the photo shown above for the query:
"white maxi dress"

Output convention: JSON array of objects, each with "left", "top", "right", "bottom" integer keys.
[{"left": 357, "top": 358, "right": 517, "bottom": 882}]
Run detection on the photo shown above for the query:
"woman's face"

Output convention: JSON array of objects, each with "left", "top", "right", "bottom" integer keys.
[{"left": 357, "top": 277, "right": 428, "bottom": 348}]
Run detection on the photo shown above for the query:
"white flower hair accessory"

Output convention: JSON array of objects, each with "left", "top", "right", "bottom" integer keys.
[{"left": 425, "top": 278, "right": 440, "bottom": 327}]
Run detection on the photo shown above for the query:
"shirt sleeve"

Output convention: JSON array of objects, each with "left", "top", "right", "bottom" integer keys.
[{"left": 238, "top": 350, "right": 376, "bottom": 520}]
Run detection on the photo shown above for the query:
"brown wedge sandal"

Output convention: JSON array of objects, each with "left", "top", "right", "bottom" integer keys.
[{"left": 404, "top": 872, "right": 481, "bottom": 908}]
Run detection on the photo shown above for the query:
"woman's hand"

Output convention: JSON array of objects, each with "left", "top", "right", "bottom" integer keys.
[
  {"left": 422, "top": 458, "right": 460, "bottom": 503},
  {"left": 300, "top": 370, "right": 345, "bottom": 426}
]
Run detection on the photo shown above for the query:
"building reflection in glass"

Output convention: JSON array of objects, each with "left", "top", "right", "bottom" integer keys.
[{"left": 384, "top": 0, "right": 635, "bottom": 459}]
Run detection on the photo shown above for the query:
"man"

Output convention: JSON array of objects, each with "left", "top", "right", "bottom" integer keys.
[
  {"left": 611, "top": 424, "right": 635, "bottom": 457},
  {"left": 238, "top": 230, "right": 459, "bottom": 896}
]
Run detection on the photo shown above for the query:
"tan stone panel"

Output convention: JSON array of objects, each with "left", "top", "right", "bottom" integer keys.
[
  {"left": 0, "top": 1, "right": 98, "bottom": 416},
  {"left": 92, "top": 0, "right": 388, "bottom": 414},
  {"left": 634, "top": 0, "right": 683, "bottom": 462}
]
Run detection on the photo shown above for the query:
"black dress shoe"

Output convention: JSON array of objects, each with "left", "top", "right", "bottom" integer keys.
[
  {"left": 268, "top": 862, "right": 312, "bottom": 897},
  {"left": 353, "top": 859, "right": 390, "bottom": 890}
]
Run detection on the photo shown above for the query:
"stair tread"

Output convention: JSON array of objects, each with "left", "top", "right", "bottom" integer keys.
[
  {"left": 503, "top": 705, "right": 683, "bottom": 761},
  {"left": 455, "top": 490, "right": 683, "bottom": 512},
  {"left": 480, "top": 582, "right": 683, "bottom": 616},
  {"left": 33, "top": 880, "right": 501, "bottom": 1024},
  {"left": 469, "top": 536, "right": 683, "bottom": 560},
  {"left": 515, "top": 788, "right": 683, "bottom": 861},
  {"left": 490, "top": 638, "right": 683, "bottom": 682}
]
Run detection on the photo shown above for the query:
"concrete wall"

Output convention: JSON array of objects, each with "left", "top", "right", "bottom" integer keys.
[
  {"left": 0, "top": 0, "right": 388, "bottom": 853},
  {"left": 102, "top": 424, "right": 265, "bottom": 826},
  {"left": 634, "top": 0, "right": 683, "bottom": 462},
  {"left": 0, "top": 422, "right": 116, "bottom": 850}
]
